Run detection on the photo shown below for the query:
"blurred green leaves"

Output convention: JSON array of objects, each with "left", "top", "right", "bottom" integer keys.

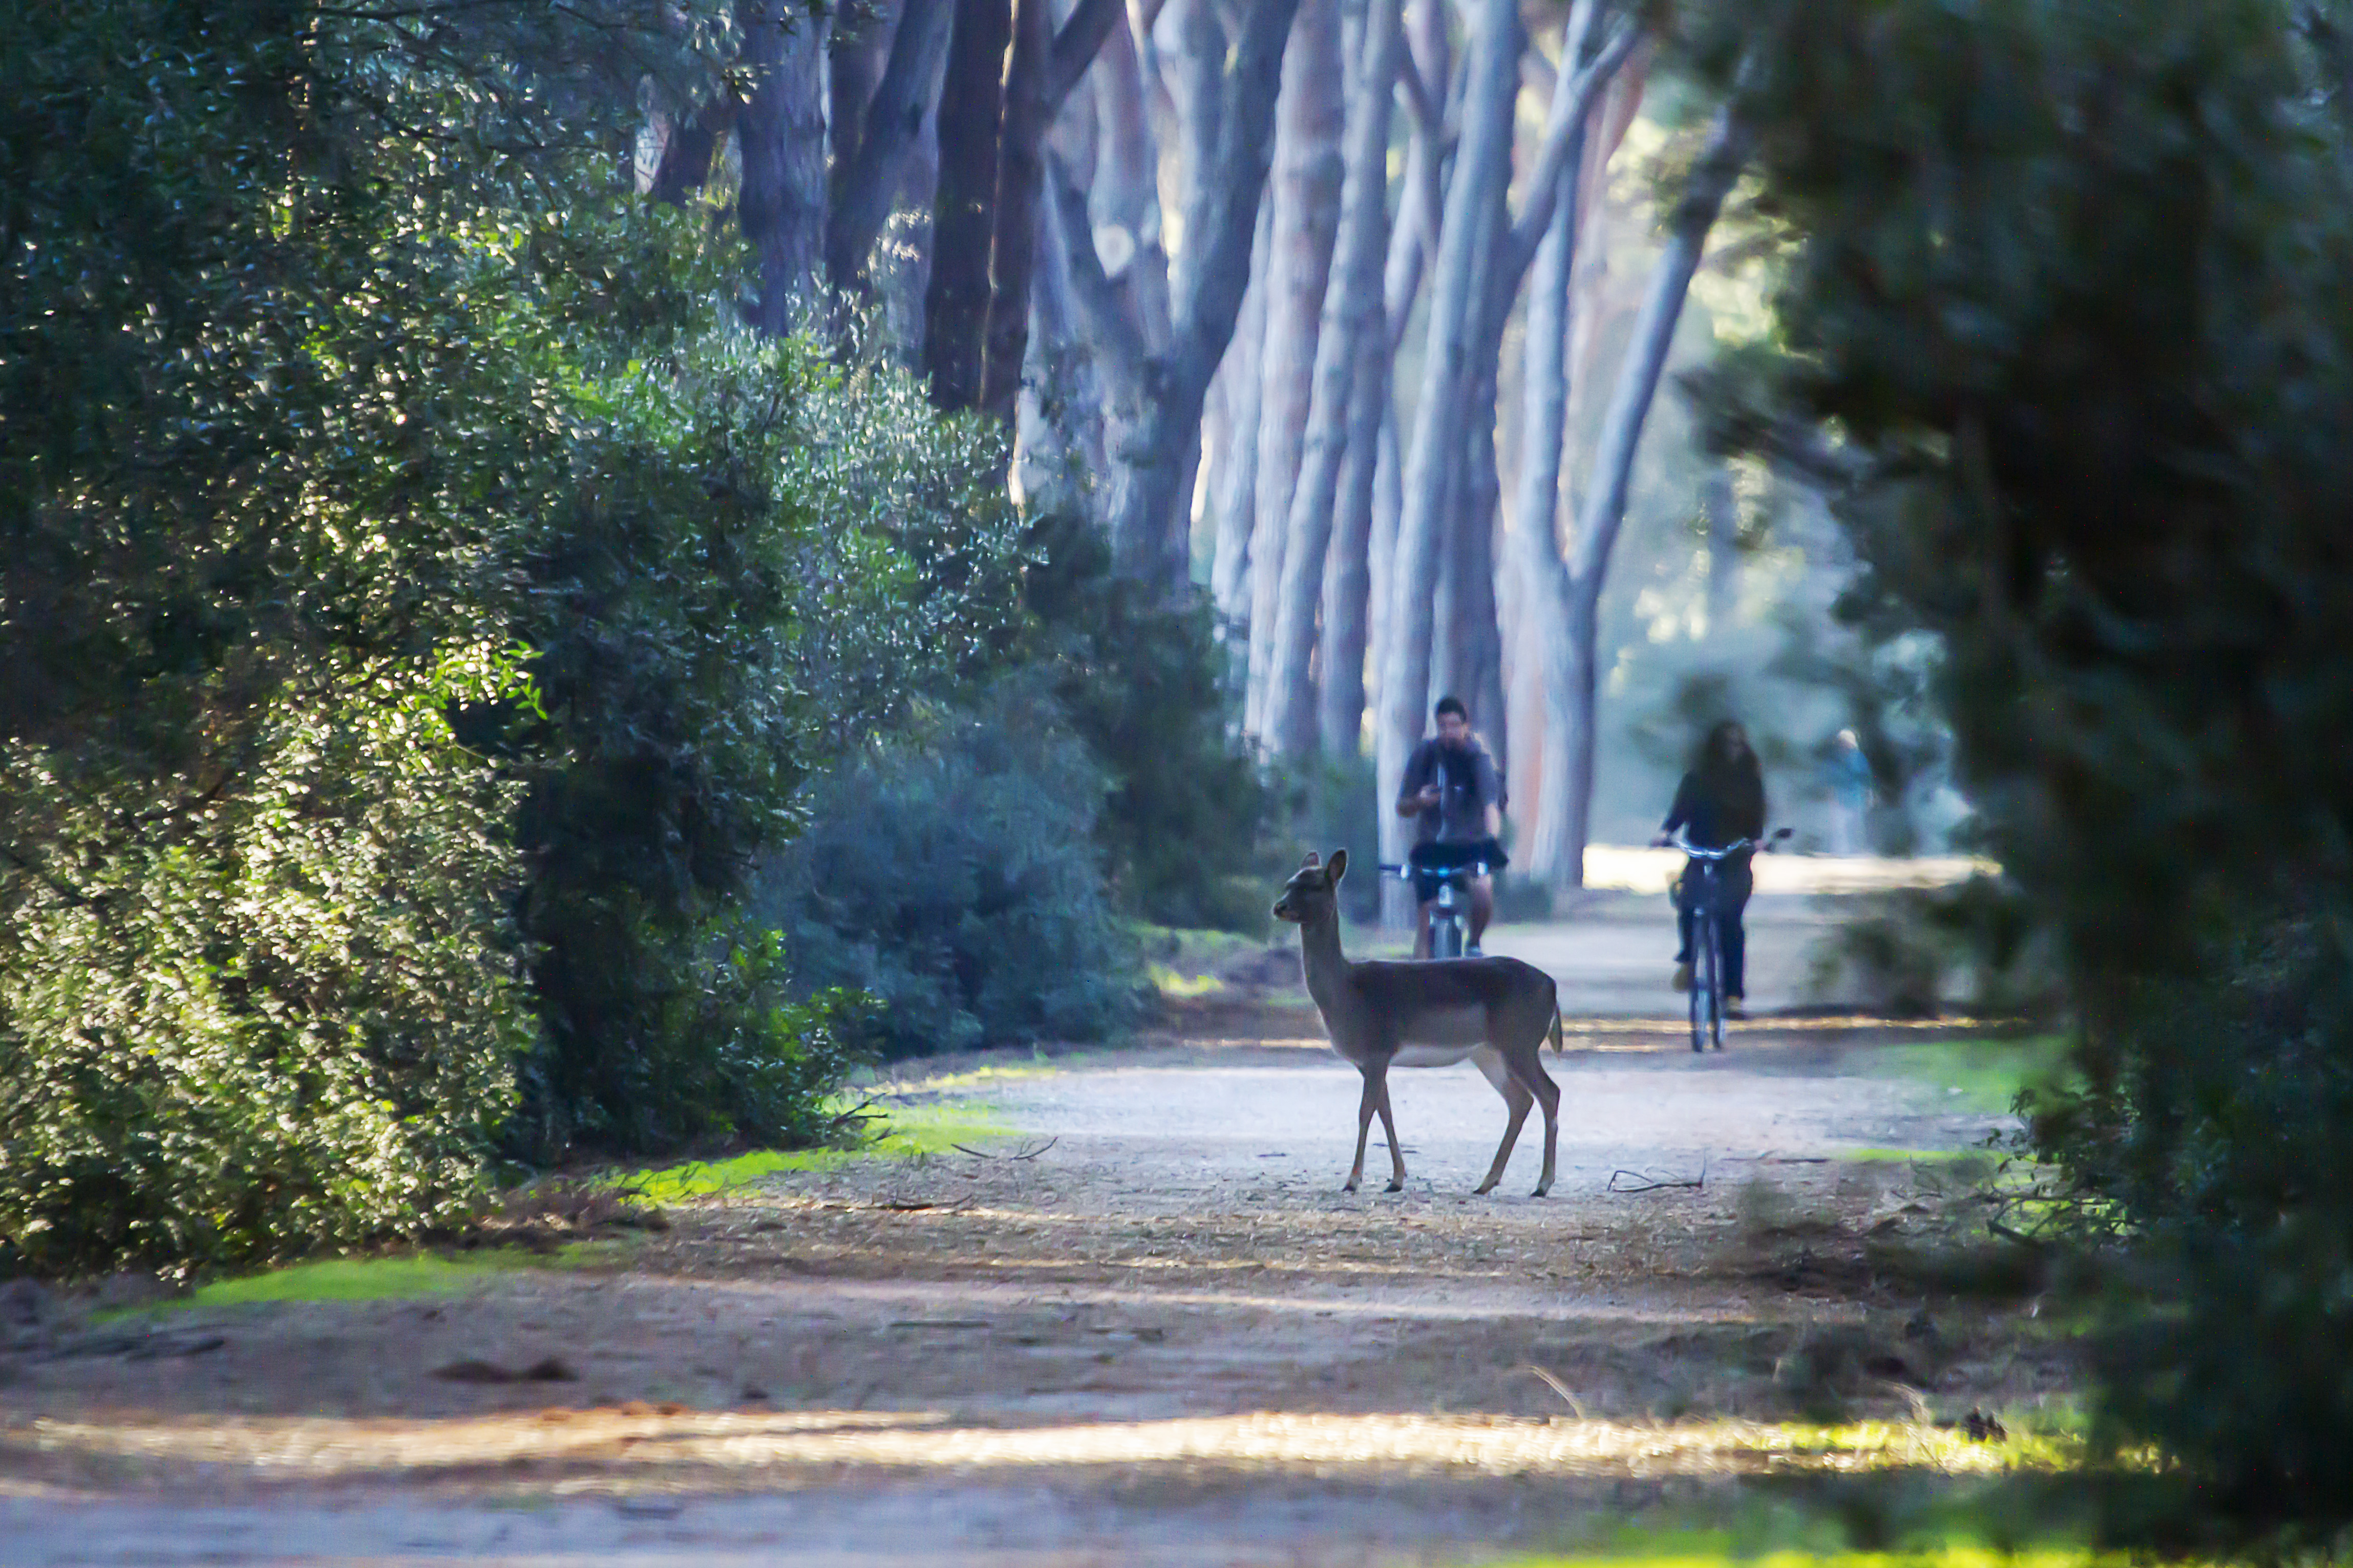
[{"left": 1679, "top": 0, "right": 2353, "bottom": 1539}]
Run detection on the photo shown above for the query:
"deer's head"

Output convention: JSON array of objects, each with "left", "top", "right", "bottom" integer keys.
[{"left": 1271, "top": 849, "right": 1347, "bottom": 924}]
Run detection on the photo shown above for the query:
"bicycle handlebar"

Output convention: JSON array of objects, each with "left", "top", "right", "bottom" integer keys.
[{"left": 1667, "top": 826, "right": 1793, "bottom": 861}]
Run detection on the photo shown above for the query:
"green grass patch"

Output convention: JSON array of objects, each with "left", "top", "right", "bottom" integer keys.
[
  {"left": 617, "top": 1096, "right": 1019, "bottom": 1203},
  {"left": 1842, "top": 1149, "right": 1978, "bottom": 1164},
  {"left": 1150, "top": 962, "right": 1226, "bottom": 998},
  {"left": 1845, "top": 1037, "right": 2072, "bottom": 1116},
  {"left": 172, "top": 1250, "right": 564, "bottom": 1310}
]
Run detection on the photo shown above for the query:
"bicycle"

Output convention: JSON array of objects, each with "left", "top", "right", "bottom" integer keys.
[
  {"left": 1378, "top": 844, "right": 1497, "bottom": 960},
  {"left": 1671, "top": 827, "right": 1791, "bottom": 1052}
]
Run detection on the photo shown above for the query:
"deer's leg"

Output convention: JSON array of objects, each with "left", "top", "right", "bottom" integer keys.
[
  {"left": 1374, "top": 1077, "right": 1407, "bottom": 1193},
  {"left": 1470, "top": 1045, "right": 1531, "bottom": 1195},
  {"left": 1346, "top": 1069, "right": 1382, "bottom": 1192},
  {"left": 1519, "top": 1047, "right": 1563, "bottom": 1198}
]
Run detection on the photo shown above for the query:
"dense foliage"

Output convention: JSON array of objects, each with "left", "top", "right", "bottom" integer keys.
[
  {"left": 0, "top": 0, "right": 1021, "bottom": 1272},
  {"left": 1017, "top": 512, "right": 1270, "bottom": 933},
  {"left": 753, "top": 677, "right": 1143, "bottom": 1058},
  {"left": 1689, "top": 0, "right": 2353, "bottom": 1538}
]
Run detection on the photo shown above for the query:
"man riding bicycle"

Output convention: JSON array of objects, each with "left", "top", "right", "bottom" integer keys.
[{"left": 1394, "top": 695, "right": 1507, "bottom": 958}]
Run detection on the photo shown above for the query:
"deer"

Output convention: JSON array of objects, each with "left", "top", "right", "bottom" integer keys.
[{"left": 1271, "top": 849, "right": 1565, "bottom": 1197}]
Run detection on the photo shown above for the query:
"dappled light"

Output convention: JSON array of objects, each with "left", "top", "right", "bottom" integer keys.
[{"left": 15, "top": 1409, "right": 2041, "bottom": 1487}]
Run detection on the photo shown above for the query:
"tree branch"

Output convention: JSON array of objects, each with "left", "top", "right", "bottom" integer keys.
[
  {"left": 1499, "top": 15, "right": 1640, "bottom": 282},
  {"left": 1045, "top": 0, "right": 1129, "bottom": 109},
  {"left": 1396, "top": 47, "right": 1437, "bottom": 132}
]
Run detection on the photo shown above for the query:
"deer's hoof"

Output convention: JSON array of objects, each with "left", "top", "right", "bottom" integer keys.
[
  {"left": 1472, "top": 1181, "right": 1497, "bottom": 1196},
  {"left": 1384, "top": 1180, "right": 1404, "bottom": 1194},
  {"left": 1532, "top": 1185, "right": 1551, "bottom": 1198}
]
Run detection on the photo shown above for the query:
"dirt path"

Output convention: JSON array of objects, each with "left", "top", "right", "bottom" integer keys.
[{"left": 0, "top": 911, "right": 2054, "bottom": 1566}]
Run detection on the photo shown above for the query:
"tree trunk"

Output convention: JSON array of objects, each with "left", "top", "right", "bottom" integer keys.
[
  {"left": 647, "top": 97, "right": 737, "bottom": 206},
  {"left": 1089, "top": 11, "right": 1174, "bottom": 354},
  {"left": 979, "top": 0, "right": 1056, "bottom": 421},
  {"left": 1375, "top": 0, "right": 1521, "bottom": 878},
  {"left": 1317, "top": 338, "right": 1384, "bottom": 756},
  {"left": 1262, "top": 0, "right": 1406, "bottom": 758},
  {"left": 832, "top": 0, "right": 899, "bottom": 177},
  {"left": 739, "top": 6, "right": 832, "bottom": 332},
  {"left": 1243, "top": 0, "right": 1345, "bottom": 737},
  {"left": 1509, "top": 12, "right": 1642, "bottom": 886},
  {"left": 1365, "top": 401, "right": 1403, "bottom": 722},
  {"left": 829, "top": 0, "right": 956, "bottom": 291},
  {"left": 1210, "top": 197, "right": 1274, "bottom": 630},
  {"left": 1511, "top": 117, "right": 1587, "bottom": 886},
  {"left": 924, "top": 0, "right": 1012, "bottom": 407},
  {"left": 1098, "top": 0, "right": 1307, "bottom": 584},
  {"left": 1453, "top": 355, "right": 1507, "bottom": 778},
  {"left": 1556, "top": 101, "right": 1750, "bottom": 877}
]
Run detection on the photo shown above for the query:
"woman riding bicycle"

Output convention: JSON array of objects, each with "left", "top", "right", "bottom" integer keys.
[{"left": 1650, "top": 720, "right": 1766, "bottom": 1017}]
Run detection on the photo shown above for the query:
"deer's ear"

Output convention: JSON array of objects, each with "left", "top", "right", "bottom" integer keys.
[
  {"left": 1300, "top": 851, "right": 1321, "bottom": 869},
  {"left": 1325, "top": 848, "right": 1348, "bottom": 884}
]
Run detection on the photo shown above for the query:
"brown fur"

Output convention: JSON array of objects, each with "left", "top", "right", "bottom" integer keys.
[{"left": 1272, "top": 850, "right": 1563, "bottom": 1196}]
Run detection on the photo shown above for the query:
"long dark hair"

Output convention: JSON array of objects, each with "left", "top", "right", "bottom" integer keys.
[{"left": 1693, "top": 720, "right": 1766, "bottom": 840}]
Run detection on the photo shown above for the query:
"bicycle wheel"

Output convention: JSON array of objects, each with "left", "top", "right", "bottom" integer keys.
[
  {"left": 1434, "top": 910, "right": 1464, "bottom": 959},
  {"left": 1688, "top": 909, "right": 1710, "bottom": 1054},
  {"left": 1706, "top": 916, "right": 1727, "bottom": 1050}
]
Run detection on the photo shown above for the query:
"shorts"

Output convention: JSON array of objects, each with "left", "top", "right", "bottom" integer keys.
[{"left": 1408, "top": 837, "right": 1507, "bottom": 905}]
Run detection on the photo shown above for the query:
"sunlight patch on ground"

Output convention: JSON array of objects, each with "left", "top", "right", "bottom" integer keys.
[
  {"left": 12, "top": 1410, "right": 2066, "bottom": 1487},
  {"left": 1493, "top": 1552, "right": 2111, "bottom": 1568}
]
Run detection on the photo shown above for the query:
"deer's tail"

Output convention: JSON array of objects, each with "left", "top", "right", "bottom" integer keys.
[{"left": 1549, "top": 1003, "right": 1565, "bottom": 1055}]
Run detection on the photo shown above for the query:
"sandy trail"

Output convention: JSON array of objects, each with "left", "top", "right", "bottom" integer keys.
[{"left": 0, "top": 896, "right": 2046, "bottom": 1566}]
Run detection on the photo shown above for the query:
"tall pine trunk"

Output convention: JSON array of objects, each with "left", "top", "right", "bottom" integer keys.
[
  {"left": 830, "top": 0, "right": 957, "bottom": 292},
  {"left": 1263, "top": 0, "right": 1406, "bottom": 758},
  {"left": 1375, "top": 0, "right": 1521, "bottom": 882},
  {"left": 924, "top": 0, "right": 1012, "bottom": 408},
  {"left": 1098, "top": 0, "right": 1306, "bottom": 584},
  {"left": 979, "top": 0, "right": 1056, "bottom": 421},
  {"left": 1554, "top": 102, "right": 1749, "bottom": 877},
  {"left": 1209, "top": 198, "right": 1274, "bottom": 630},
  {"left": 739, "top": 7, "right": 832, "bottom": 331},
  {"left": 1244, "top": 0, "right": 1345, "bottom": 736}
]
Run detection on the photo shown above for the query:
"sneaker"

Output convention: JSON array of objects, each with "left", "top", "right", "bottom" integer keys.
[
  {"left": 1725, "top": 994, "right": 1747, "bottom": 1020},
  {"left": 1465, "top": 943, "right": 1483, "bottom": 957},
  {"left": 1671, "top": 962, "right": 1693, "bottom": 993}
]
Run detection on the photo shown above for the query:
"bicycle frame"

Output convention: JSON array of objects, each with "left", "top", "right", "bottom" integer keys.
[
  {"left": 1669, "top": 829, "right": 1787, "bottom": 1051},
  {"left": 1377, "top": 857, "right": 1491, "bottom": 960}
]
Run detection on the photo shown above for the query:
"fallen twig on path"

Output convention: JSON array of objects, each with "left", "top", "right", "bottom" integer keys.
[
  {"left": 1519, "top": 1363, "right": 1589, "bottom": 1419},
  {"left": 1607, "top": 1156, "right": 1708, "bottom": 1193},
  {"left": 952, "top": 1136, "right": 1059, "bottom": 1161}
]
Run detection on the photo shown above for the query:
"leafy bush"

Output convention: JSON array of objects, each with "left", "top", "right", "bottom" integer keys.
[
  {"left": 0, "top": 0, "right": 1019, "bottom": 1276},
  {"left": 1808, "top": 875, "right": 2064, "bottom": 1020},
  {"left": 1019, "top": 512, "right": 1270, "bottom": 932},
  {"left": 495, "top": 329, "right": 1022, "bottom": 1155},
  {"left": 0, "top": 663, "right": 531, "bottom": 1278},
  {"left": 751, "top": 679, "right": 1142, "bottom": 1057}
]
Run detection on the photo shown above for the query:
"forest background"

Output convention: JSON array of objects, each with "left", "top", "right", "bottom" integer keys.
[{"left": 10, "top": 0, "right": 2353, "bottom": 1547}]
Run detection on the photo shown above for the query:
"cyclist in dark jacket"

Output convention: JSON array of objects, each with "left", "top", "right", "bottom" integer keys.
[{"left": 1650, "top": 720, "right": 1766, "bottom": 1015}]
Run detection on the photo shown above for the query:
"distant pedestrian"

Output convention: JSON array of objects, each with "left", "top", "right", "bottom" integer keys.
[{"left": 1822, "top": 729, "right": 1873, "bottom": 856}]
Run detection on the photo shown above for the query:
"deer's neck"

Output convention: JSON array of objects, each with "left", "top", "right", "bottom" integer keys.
[{"left": 1297, "top": 912, "right": 1352, "bottom": 1014}]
